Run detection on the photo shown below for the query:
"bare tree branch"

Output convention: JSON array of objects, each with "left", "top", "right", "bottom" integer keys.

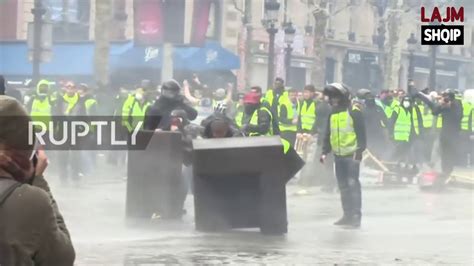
[{"left": 232, "top": 0, "right": 244, "bottom": 15}]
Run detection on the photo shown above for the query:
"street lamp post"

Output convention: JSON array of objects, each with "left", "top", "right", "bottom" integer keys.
[
  {"left": 284, "top": 21, "right": 295, "bottom": 86},
  {"left": 32, "top": 0, "right": 46, "bottom": 83},
  {"left": 263, "top": 0, "right": 280, "bottom": 89},
  {"left": 429, "top": 46, "right": 437, "bottom": 90},
  {"left": 406, "top": 33, "right": 417, "bottom": 83}
]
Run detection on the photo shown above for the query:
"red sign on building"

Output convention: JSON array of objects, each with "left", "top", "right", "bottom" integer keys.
[{"left": 0, "top": 0, "right": 18, "bottom": 40}]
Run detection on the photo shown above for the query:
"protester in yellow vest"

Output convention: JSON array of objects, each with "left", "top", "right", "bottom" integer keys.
[
  {"left": 319, "top": 83, "right": 366, "bottom": 228},
  {"left": 389, "top": 96, "right": 422, "bottom": 171},
  {"left": 237, "top": 91, "right": 272, "bottom": 137},
  {"left": 61, "top": 82, "right": 80, "bottom": 115},
  {"left": 77, "top": 83, "right": 98, "bottom": 116},
  {"left": 28, "top": 79, "right": 54, "bottom": 131},
  {"left": 263, "top": 77, "right": 287, "bottom": 134},
  {"left": 57, "top": 81, "right": 82, "bottom": 185},
  {"left": 122, "top": 88, "right": 152, "bottom": 132},
  {"left": 379, "top": 89, "right": 399, "bottom": 119},
  {"left": 278, "top": 88, "right": 300, "bottom": 146},
  {"left": 298, "top": 85, "right": 317, "bottom": 135},
  {"left": 457, "top": 92, "right": 473, "bottom": 166}
]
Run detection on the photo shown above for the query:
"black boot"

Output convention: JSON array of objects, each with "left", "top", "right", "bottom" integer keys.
[
  {"left": 334, "top": 215, "right": 351, "bottom": 226},
  {"left": 344, "top": 215, "right": 361, "bottom": 228}
]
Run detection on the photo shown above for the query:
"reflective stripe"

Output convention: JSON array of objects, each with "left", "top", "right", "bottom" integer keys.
[
  {"left": 300, "top": 101, "right": 316, "bottom": 131},
  {"left": 330, "top": 109, "right": 357, "bottom": 156},
  {"left": 394, "top": 108, "right": 411, "bottom": 142}
]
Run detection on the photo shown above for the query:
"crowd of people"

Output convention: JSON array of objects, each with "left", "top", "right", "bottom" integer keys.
[{"left": 0, "top": 72, "right": 473, "bottom": 263}]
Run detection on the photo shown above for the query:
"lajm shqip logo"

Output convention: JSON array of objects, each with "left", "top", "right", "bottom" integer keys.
[{"left": 421, "top": 6, "right": 464, "bottom": 45}]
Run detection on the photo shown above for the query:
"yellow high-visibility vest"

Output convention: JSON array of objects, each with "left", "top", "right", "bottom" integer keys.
[{"left": 329, "top": 107, "right": 358, "bottom": 156}]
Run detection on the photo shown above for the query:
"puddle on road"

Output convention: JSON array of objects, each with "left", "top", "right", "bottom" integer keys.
[{"left": 123, "top": 249, "right": 283, "bottom": 265}]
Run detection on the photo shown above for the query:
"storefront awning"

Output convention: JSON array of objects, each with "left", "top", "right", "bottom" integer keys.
[
  {"left": 174, "top": 41, "right": 240, "bottom": 71},
  {"left": 0, "top": 41, "right": 125, "bottom": 76},
  {"left": 112, "top": 41, "right": 240, "bottom": 71},
  {"left": 0, "top": 41, "right": 240, "bottom": 77}
]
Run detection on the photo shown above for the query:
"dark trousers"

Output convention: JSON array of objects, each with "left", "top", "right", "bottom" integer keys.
[
  {"left": 334, "top": 156, "right": 361, "bottom": 217},
  {"left": 280, "top": 131, "right": 297, "bottom": 147},
  {"left": 422, "top": 130, "right": 436, "bottom": 164},
  {"left": 391, "top": 141, "right": 414, "bottom": 164},
  {"left": 439, "top": 138, "right": 458, "bottom": 180},
  {"left": 58, "top": 150, "right": 82, "bottom": 181},
  {"left": 457, "top": 132, "right": 471, "bottom": 167}
]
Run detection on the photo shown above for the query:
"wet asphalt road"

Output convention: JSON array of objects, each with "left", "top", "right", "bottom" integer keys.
[{"left": 47, "top": 172, "right": 473, "bottom": 265}]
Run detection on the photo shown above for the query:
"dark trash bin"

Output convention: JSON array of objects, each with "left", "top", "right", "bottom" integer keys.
[
  {"left": 192, "top": 136, "right": 304, "bottom": 235},
  {"left": 126, "top": 131, "right": 185, "bottom": 219}
]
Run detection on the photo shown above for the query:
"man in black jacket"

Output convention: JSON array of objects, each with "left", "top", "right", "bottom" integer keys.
[
  {"left": 144, "top": 80, "right": 197, "bottom": 131},
  {"left": 416, "top": 89, "right": 463, "bottom": 186}
]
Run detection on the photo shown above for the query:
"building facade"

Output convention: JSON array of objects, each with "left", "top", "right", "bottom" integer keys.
[
  {"left": 2, "top": 0, "right": 472, "bottom": 91},
  {"left": 228, "top": 0, "right": 473, "bottom": 92}
]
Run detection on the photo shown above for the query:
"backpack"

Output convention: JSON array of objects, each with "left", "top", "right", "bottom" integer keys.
[{"left": 0, "top": 178, "right": 22, "bottom": 207}]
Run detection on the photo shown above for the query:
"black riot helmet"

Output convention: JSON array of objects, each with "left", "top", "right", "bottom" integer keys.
[
  {"left": 356, "top": 88, "right": 372, "bottom": 100},
  {"left": 171, "top": 108, "right": 188, "bottom": 121},
  {"left": 170, "top": 108, "right": 189, "bottom": 126},
  {"left": 323, "top": 83, "right": 351, "bottom": 107},
  {"left": 161, "top": 79, "right": 181, "bottom": 100}
]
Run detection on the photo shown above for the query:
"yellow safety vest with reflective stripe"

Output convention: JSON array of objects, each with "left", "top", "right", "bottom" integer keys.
[
  {"left": 121, "top": 94, "right": 135, "bottom": 131},
  {"left": 85, "top": 98, "right": 98, "bottom": 116},
  {"left": 300, "top": 100, "right": 317, "bottom": 131},
  {"left": 461, "top": 100, "right": 472, "bottom": 131},
  {"left": 418, "top": 104, "right": 434, "bottom": 129},
  {"left": 31, "top": 97, "right": 52, "bottom": 130},
  {"left": 248, "top": 106, "right": 273, "bottom": 136},
  {"left": 63, "top": 93, "right": 79, "bottom": 115},
  {"left": 384, "top": 100, "right": 399, "bottom": 119},
  {"left": 234, "top": 104, "right": 244, "bottom": 128},
  {"left": 329, "top": 107, "right": 358, "bottom": 156},
  {"left": 393, "top": 107, "right": 412, "bottom": 142},
  {"left": 412, "top": 107, "right": 420, "bottom": 135},
  {"left": 264, "top": 90, "right": 289, "bottom": 110},
  {"left": 129, "top": 99, "right": 151, "bottom": 131},
  {"left": 278, "top": 97, "right": 300, "bottom": 132}
]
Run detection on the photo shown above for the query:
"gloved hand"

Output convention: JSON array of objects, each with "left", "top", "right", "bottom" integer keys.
[
  {"left": 319, "top": 154, "right": 326, "bottom": 164},
  {"left": 353, "top": 151, "right": 363, "bottom": 162}
]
